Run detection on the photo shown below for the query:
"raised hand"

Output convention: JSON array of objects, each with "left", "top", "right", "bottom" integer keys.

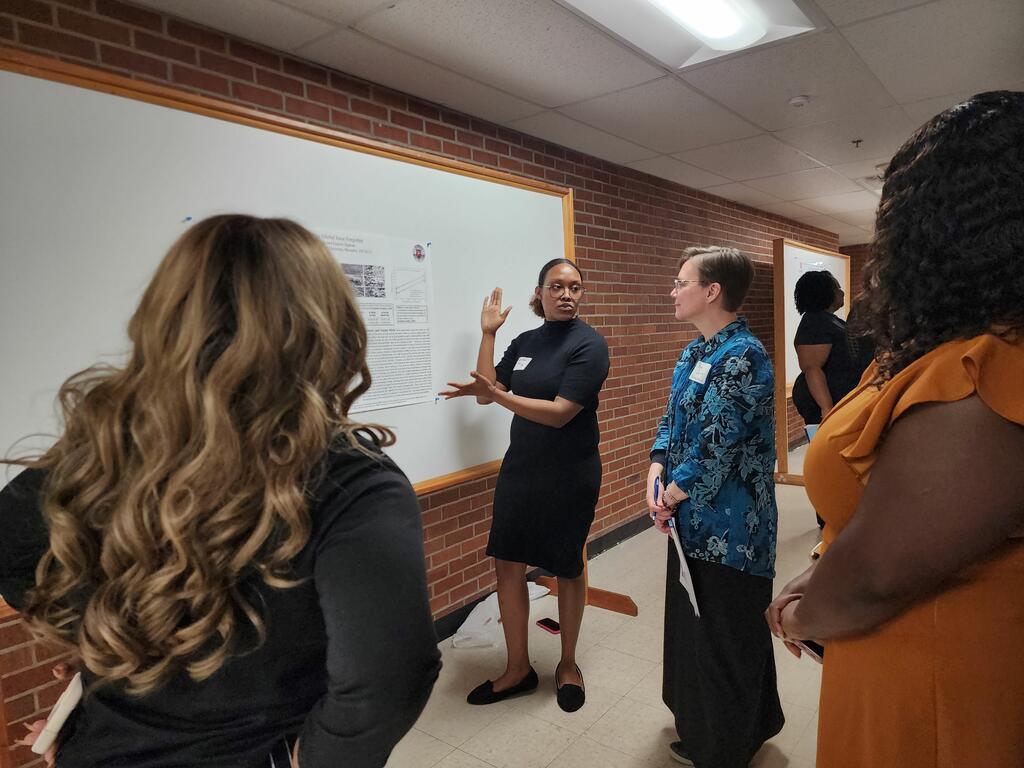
[{"left": 480, "top": 288, "right": 512, "bottom": 335}]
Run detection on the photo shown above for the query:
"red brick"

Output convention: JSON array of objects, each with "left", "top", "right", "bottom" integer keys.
[
  {"left": 472, "top": 149, "right": 499, "bottom": 167},
  {"left": 53, "top": 0, "right": 92, "bottom": 8},
  {"left": 95, "top": 0, "right": 162, "bottom": 31},
  {"left": 407, "top": 99, "right": 440, "bottom": 121},
  {"left": 410, "top": 133, "right": 442, "bottom": 153},
  {"left": 329, "top": 70, "right": 370, "bottom": 98},
  {"left": 167, "top": 18, "right": 225, "bottom": 51},
  {"left": 391, "top": 111, "right": 423, "bottom": 132},
  {"left": 256, "top": 67, "right": 303, "bottom": 96},
  {"left": 330, "top": 110, "right": 371, "bottom": 134},
  {"left": 442, "top": 142, "right": 471, "bottom": 161},
  {"left": 285, "top": 96, "right": 329, "bottom": 123},
  {"left": 3, "top": 662, "right": 55, "bottom": 698},
  {"left": 229, "top": 38, "right": 279, "bottom": 70},
  {"left": 457, "top": 130, "right": 483, "bottom": 148},
  {"left": 0, "top": 621, "right": 32, "bottom": 648},
  {"left": 134, "top": 30, "right": 195, "bottom": 64},
  {"left": 371, "top": 123, "right": 407, "bottom": 143},
  {"left": 172, "top": 64, "right": 230, "bottom": 96},
  {"left": 3, "top": 693, "right": 35, "bottom": 723},
  {"left": 4, "top": 0, "right": 52, "bottom": 23},
  {"left": 350, "top": 97, "right": 387, "bottom": 120},
  {"left": 306, "top": 83, "right": 348, "bottom": 109},
  {"left": 485, "top": 138, "right": 511, "bottom": 155},
  {"left": 35, "top": 680, "right": 66, "bottom": 709},
  {"left": 372, "top": 85, "right": 407, "bottom": 110},
  {"left": 0, "top": 16, "right": 14, "bottom": 40},
  {"left": 283, "top": 57, "right": 327, "bottom": 84},
  {"left": 231, "top": 81, "right": 282, "bottom": 110},
  {"left": 425, "top": 121, "right": 456, "bottom": 141},
  {"left": 17, "top": 22, "right": 96, "bottom": 59},
  {"left": 0, "top": 644, "right": 34, "bottom": 674},
  {"left": 498, "top": 156, "right": 524, "bottom": 174},
  {"left": 32, "top": 641, "right": 71, "bottom": 664},
  {"left": 199, "top": 49, "right": 253, "bottom": 81},
  {"left": 56, "top": 6, "right": 130, "bottom": 44},
  {"left": 100, "top": 43, "right": 167, "bottom": 79}
]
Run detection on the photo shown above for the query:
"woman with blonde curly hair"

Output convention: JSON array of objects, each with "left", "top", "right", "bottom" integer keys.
[{"left": 0, "top": 215, "right": 441, "bottom": 767}]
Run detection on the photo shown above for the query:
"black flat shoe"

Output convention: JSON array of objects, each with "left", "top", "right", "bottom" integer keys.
[
  {"left": 555, "top": 664, "right": 585, "bottom": 712},
  {"left": 466, "top": 667, "right": 538, "bottom": 705}
]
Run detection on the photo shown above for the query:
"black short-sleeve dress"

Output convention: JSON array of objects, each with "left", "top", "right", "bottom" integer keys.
[
  {"left": 488, "top": 318, "right": 610, "bottom": 577},
  {"left": 791, "top": 310, "right": 860, "bottom": 424}
]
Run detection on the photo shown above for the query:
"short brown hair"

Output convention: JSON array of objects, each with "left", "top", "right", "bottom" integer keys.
[{"left": 678, "top": 246, "right": 753, "bottom": 312}]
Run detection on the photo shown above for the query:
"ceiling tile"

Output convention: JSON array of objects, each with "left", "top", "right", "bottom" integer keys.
[
  {"left": 756, "top": 201, "right": 821, "bottom": 219},
  {"left": 773, "top": 106, "right": 916, "bottom": 165},
  {"left": 832, "top": 209, "right": 878, "bottom": 227},
  {"left": 275, "top": 0, "right": 395, "bottom": 26},
  {"left": 133, "top": 0, "right": 332, "bottom": 51},
  {"left": 702, "top": 183, "right": 781, "bottom": 208},
  {"left": 625, "top": 156, "right": 731, "bottom": 190},
  {"left": 355, "top": 0, "right": 663, "bottom": 108},
  {"left": 506, "top": 111, "right": 659, "bottom": 165},
  {"left": 681, "top": 31, "right": 895, "bottom": 131},
  {"left": 831, "top": 156, "right": 891, "bottom": 180},
  {"left": 296, "top": 30, "right": 542, "bottom": 124},
  {"left": 842, "top": 0, "right": 1024, "bottom": 103},
  {"left": 559, "top": 77, "right": 760, "bottom": 154},
  {"left": 813, "top": 0, "right": 927, "bottom": 27},
  {"left": 839, "top": 228, "right": 873, "bottom": 246},
  {"left": 898, "top": 82, "right": 1024, "bottom": 126},
  {"left": 674, "top": 133, "right": 821, "bottom": 180},
  {"left": 746, "top": 167, "right": 861, "bottom": 199},
  {"left": 795, "top": 213, "right": 846, "bottom": 232},
  {"left": 796, "top": 190, "right": 880, "bottom": 215}
]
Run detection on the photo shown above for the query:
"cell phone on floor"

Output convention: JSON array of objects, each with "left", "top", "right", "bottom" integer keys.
[
  {"left": 536, "top": 618, "right": 560, "bottom": 634},
  {"left": 794, "top": 639, "right": 825, "bottom": 664}
]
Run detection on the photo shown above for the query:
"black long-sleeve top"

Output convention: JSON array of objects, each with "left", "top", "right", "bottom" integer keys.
[{"left": 0, "top": 442, "right": 441, "bottom": 768}]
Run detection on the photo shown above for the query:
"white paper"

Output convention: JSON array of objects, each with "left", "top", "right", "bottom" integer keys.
[
  {"left": 319, "top": 230, "right": 436, "bottom": 413},
  {"left": 513, "top": 356, "right": 532, "bottom": 371},
  {"left": 669, "top": 523, "right": 700, "bottom": 617}
]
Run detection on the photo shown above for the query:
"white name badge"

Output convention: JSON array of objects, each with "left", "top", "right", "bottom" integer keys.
[
  {"left": 688, "top": 360, "right": 712, "bottom": 385},
  {"left": 513, "top": 357, "right": 532, "bottom": 371}
]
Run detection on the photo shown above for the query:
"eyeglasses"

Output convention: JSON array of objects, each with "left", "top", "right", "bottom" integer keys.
[
  {"left": 672, "top": 279, "right": 706, "bottom": 291},
  {"left": 542, "top": 283, "right": 585, "bottom": 298}
]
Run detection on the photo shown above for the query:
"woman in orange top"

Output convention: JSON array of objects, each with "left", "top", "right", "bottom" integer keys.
[{"left": 766, "top": 90, "right": 1024, "bottom": 768}]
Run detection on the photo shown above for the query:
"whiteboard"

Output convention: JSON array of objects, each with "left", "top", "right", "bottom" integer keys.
[
  {"left": 0, "top": 67, "right": 571, "bottom": 489},
  {"left": 779, "top": 241, "right": 851, "bottom": 389}
]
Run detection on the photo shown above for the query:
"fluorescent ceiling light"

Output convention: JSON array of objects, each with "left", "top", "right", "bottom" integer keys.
[{"left": 647, "top": 0, "right": 767, "bottom": 50}]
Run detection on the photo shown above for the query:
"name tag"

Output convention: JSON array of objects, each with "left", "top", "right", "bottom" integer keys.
[
  {"left": 513, "top": 357, "right": 532, "bottom": 371},
  {"left": 688, "top": 360, "right": 712, "bottom": 384}
]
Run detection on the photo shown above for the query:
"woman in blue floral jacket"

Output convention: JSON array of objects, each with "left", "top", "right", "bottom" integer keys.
[{"left": 646, "top": 246, "right": 784, "bottom": 768}]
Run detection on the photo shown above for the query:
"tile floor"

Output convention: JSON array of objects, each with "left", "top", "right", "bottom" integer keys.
[{"left": 390, "top": 451, "right": 821, "bottom": 768}]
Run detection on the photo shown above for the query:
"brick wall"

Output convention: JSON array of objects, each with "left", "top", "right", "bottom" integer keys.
[
  {"left": 841, "top": 242, "right": 872, "bottom": 299},
  {"left": 0, "top": 3, "right": 839, "bottom": 764}
]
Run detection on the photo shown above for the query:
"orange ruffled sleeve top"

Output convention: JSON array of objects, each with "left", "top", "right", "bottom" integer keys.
[{"left": 803, "top": 333, "right": 1024, "bottom": 768}]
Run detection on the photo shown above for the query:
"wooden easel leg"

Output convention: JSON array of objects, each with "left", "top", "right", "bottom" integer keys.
[{"left": 534, "top": 544, "right": 639, "bottom": 617}]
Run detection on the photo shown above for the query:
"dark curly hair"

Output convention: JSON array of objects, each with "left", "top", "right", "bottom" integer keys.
[
  {"left": 862, "top": 90, "right": 1024, "bottom": 382},
  {"left": 794, "top": 271, "right": 839, "bottom": 314}
]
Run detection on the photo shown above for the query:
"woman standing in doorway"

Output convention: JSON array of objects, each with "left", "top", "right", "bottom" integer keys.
[{"left": 440, "top": 258, "right": 609, "bottom": 713}]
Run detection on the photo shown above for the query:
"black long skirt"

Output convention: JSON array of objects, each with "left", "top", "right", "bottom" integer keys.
[{"left": 662, "top": 542, "right": 785, "bottom": 768}]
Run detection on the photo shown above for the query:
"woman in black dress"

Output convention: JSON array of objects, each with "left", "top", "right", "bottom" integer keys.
[{"left": 440, "top": 258, "right": 609, "bottom": 712}]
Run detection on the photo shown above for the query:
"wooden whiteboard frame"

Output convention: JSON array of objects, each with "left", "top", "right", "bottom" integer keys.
[
  {"left": 773, "top": 238, "right": 850, "bottom": 486},
  {"left": 0, "top": 46, "right": 576, "bottom": 496}
]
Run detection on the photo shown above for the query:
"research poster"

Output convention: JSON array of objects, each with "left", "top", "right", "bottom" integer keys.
[{"left": 319, "top": 230, "right": 435, "bottom": 413}]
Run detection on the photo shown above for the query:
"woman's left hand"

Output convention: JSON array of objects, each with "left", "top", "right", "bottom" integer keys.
[
  {"left": 15, "top": 720, "right": 55, "bottom": 766},
  {"left": 439, "top": 371, "right": 497, "bottom": 400}
]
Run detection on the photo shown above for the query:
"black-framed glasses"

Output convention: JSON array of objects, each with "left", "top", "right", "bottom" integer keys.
[
  {"left": 672, "top": 279, "right": 706, "bottom": 291},
  {"left": 543, "top": 283, "right": 585, "bottom": 298}
]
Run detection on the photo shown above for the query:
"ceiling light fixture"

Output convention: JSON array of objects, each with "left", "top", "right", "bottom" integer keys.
[{"left": 647, "top": 0, "right": 767, "bottom": 51}]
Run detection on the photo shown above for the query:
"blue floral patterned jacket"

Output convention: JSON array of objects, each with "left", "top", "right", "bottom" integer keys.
[{"left": 650, "top": 318, "right": 779, "bottom": 579}]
